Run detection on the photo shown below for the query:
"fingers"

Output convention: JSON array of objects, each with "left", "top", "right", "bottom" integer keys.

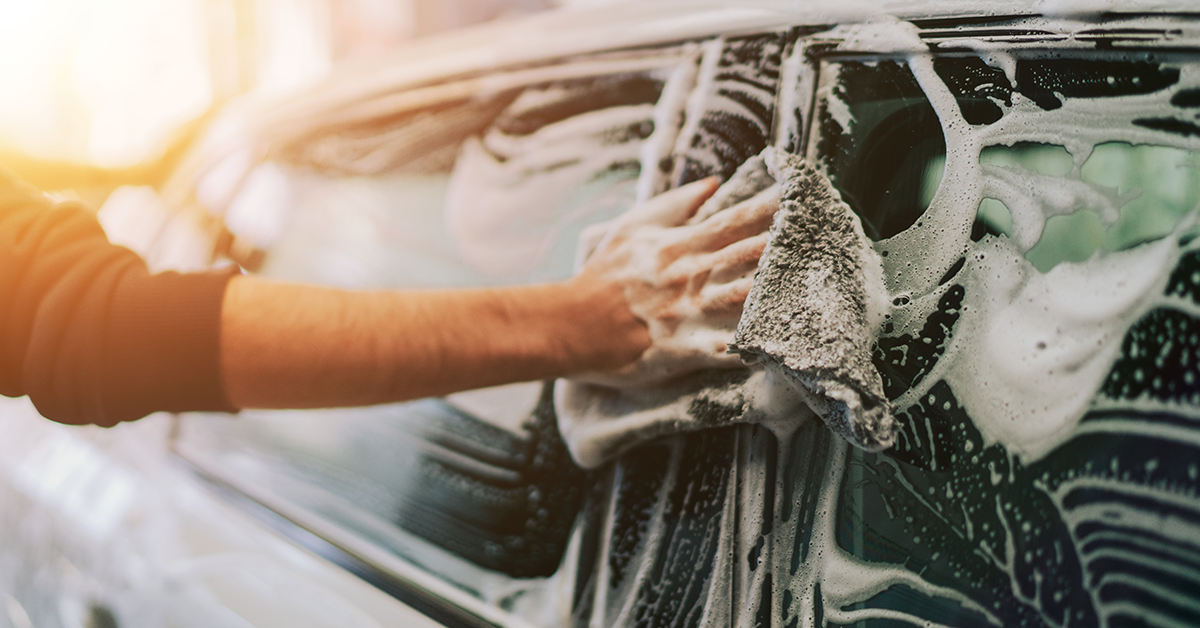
[
  {"left": 575, "top": 219, "right": 613, "bottom": 266},
  {"left": 708, "top": 232, "right": 767, "bottom": 284},
  {"left": 683, "top": 186, "right": 779, "bottom": 252},
  {"left": 699, "top": 276, "right": 754, "bottom": 319},
  {"left": 701, "top": 186, "right": 780, "bottom": 245},
  {"left": 623, "top": 177, "right": 719, "bottom": 228}
]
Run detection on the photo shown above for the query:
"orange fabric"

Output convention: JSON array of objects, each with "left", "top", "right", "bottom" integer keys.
[{"left": 0, "top": 167, "right": 236, "bottom": 425}]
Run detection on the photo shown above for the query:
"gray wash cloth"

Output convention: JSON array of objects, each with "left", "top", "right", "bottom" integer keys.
[
  {"left": 556, "top": 148, "right": 894, "bottom": 469},
  {"left": 556, "top": 155, "right": 790, "bottom": 470},
  {"left": 730, "top": 149, "right": 895, "bottom": 451}
]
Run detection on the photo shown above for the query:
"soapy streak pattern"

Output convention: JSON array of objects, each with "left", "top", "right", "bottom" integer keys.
[
  {"left": 579, "top": 30, "right": 1200, "bottom": 628},
  {"left": 391, "top": 382, "right": 585, "bottom": 579},
  {"left": 758, "top": 28, "right": 1200, "bottom": 628},
  {"left": 670, "top": 32, "right": 786, "bottom": 187},
  {"left": 554, "top": 32, "right": 797, "bottom": 472}
]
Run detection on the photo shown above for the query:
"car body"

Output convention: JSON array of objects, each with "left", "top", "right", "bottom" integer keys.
[{"left": 13, "top": 1, "right": 1200, "bottom": 627}]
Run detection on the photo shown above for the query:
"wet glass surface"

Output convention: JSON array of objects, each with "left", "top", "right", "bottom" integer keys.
[
  {"left": 816, "top": 59, "right": 947, "bottom": 241},
  {"left": 804, "top": 53, "right": 1200, "bottom": 627}
]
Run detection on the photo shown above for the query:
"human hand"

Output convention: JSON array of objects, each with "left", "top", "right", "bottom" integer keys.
[{"left": 572, "top": 177, "right": 780, "bottom": 387}]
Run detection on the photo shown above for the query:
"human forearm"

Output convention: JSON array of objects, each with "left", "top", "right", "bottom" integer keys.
[
  {"left": 219, "top": 274, "right": 650, "bottom": 410},
  {"left": 220, "top": 177, "right": 775, "bottom": 412}
]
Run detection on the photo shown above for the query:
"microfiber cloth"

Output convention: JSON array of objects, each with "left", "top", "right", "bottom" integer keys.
[
  {"left": 729, "top": 148, "right": 895, "bottom": 451},
  {"left": 556, "top": 147, "right": 894, "bottom": 469}
]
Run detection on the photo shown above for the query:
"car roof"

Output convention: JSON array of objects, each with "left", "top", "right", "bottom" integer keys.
[
  {"left": 183, "top": 0, "right": 1200, "bottom": 190},
  {"left": 252, "top": 0, "right": 1198, "bottom": 121}
]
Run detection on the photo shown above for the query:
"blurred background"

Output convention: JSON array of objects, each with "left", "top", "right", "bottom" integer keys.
[
  {"left": 0, "top": 3, "right": 622, "bottom": 626},
  {"left": 0, "top": 0, "right": 582, "bottom": 172}
]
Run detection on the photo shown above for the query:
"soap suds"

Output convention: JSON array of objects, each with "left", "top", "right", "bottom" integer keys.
[
  {"left": 881, "top": 50, "right": 1200, "bottom": 463},
  {"left": 938, "top": 236, "right": 1178, "bottom": 460},
  {"left": 635, "top": 44, "right": 705, "bottom": 203}
]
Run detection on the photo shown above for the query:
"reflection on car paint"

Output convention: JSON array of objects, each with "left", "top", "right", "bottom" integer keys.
[
  {"left": 445, "top": 73, "right": 659, "bottom": 279},
  {"left": 394, "top": 383, "right": 585, "bottom": 578}
]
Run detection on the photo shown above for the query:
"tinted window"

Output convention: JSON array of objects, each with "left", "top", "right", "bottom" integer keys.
[
  {"left": 815, "top": 58, "right": 947, "bottom": 241},
  {"left": 805, "top": 52, "right": 1200, "bottom": 627}
]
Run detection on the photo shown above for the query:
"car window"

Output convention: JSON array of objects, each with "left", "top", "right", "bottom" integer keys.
[
  {"left": 813, "top": 57, "right": 948, "bottom": 241},
  {"left": 799, "top": 50, "right": 1200, "bottom": 627}
]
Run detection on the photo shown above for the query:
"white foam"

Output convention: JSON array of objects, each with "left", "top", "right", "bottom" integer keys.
[
  {"left": 942, "top": 237, "right": 1177, "bottom": 460},
  {"left": 816, "top": 64, "right": 855, "bottom": 136},
  {"left": 635, "top": 44, "right": 705, "bottom": 203},
  {"left": 852, "top": 43, "right": 1200, "bottom": 464},
  {"left": 826, "top": 16, "right": 926, "bottom": 55}
]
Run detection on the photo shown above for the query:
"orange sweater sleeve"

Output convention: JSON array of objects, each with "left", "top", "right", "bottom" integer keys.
[{"left": 0, "top": 167, "right": 237, "bottom": 426}]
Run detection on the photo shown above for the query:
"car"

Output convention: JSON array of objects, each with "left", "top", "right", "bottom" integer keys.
[{"left": 23, "top": 1, "right": 1200, "bottom": 626}]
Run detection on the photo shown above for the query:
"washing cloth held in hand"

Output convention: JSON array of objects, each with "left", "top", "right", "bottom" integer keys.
[
  {"left": 555, "top": 147, "right": 894, "bottom": 469},
  {"left": 729, "top": 149, "right": 895, "bottom": 451}
]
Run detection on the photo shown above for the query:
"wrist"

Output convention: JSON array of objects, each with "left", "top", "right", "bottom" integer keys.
[{"left": 556, "top": 273, "right": 650, "bottom": 374}]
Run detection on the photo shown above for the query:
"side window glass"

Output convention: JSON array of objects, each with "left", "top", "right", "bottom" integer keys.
[
  {"left": 798, "top": 50, "right": 1200, "bottom": 628},
  {"left": 813, "top": 58, "right": 947, "bottom": 241}
]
